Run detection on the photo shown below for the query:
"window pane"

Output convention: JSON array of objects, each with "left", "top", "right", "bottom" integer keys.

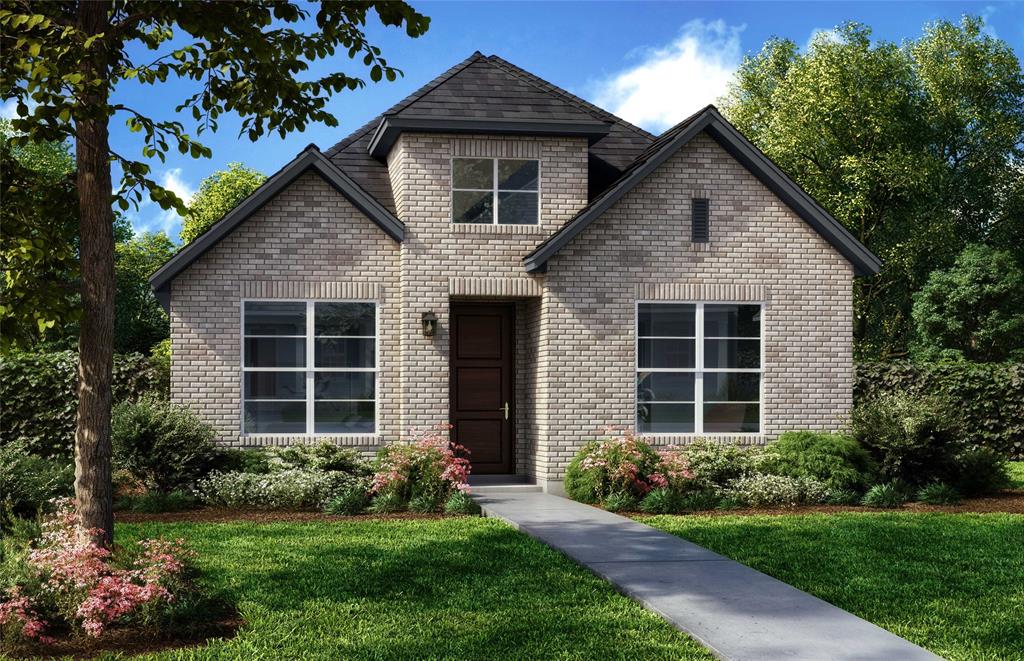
[
  {"left": 452, "top": 158, "right": 493, "bottom": 189},
  {"left": 315, "top": 372, "right": 375, "bottom": 400},
  {"left": 637, "top": 403, "right": 695, "bottom": 433},
  {"left": 637, "top": 372, "right": 695, "bottom": 402},
  {"left": 703, "top": 403, "right": 759, "bottom": 433},
  {"left": 453, "top": 190, "right": 493, "bottom": 224},
  {"left": 498, "top": 191, "right": 538, "bottom": 225},
  {"left": 704, "top": 373, "right": 760, "bottom": 402},
  {"left": 638, "top": 304, "right": 695, "bottom": 337},
  {"left": 705, "top": 304, "right": 761, "bottom": 338},
  {"left": 244, "top": 401, "right": 305, "bottom": 434},
  {"left": 315, "top": 302, "right": 375, "bottom": 336},
  {"left": 704, "top": 339, "right": 760, "bottom": 369},
  {"left": 244, "top": 372, "right": 306, "bottom": 399},
  {"left": 245, "top": 337, "right": 304, "bottom": 368},
  {"left": 498, "top": 159, "right": 538, "bottom": 191},
  {"left": 315, "top": 401, "right": 374, "bottom": 434},
  {"left": 638, "top": 338, "right": 695, "bottom": 369},
  {"left": 315, "top": 338, "right": 375, "bottom": 368},
  {"left": 244, "top": 302, "right": 305, "bottom": 336}
]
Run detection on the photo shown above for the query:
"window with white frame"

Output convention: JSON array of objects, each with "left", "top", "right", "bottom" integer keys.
[
  {"left": 242, "top": 301, "right": 376, "bottom": 435},
  {"left": 636, "top": 302, "right": 761, "bottom": 434},
  {"left": 452, "top": 157, "right": 539, "bottom": 225}
]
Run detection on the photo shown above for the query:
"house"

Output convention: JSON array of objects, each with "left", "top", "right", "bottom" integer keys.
[{"left": 149, "top": 52, "right": 880, "bottom": 493}]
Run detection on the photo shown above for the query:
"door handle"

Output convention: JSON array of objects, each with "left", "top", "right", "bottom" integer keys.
[{"left": 500, "top": 402, "right": 509, "bottom": 420}]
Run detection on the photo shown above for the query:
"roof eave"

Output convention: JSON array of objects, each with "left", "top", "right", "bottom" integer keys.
[
  {"left": 367, "top": 116, "right": 613, "bottom": 161},
  {"left": 148, "top": 147, "right": 405, "bottom": 312}
]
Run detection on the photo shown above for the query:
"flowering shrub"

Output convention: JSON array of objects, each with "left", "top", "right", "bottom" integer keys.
[
  {"left": 370, "top": 426, "right": 471, "bottom": 512},
  {"left": 723, "top": 474, "right": 832, "bottom": 507},
  {"left": 564, "top": 430, "right": 666, "bottom": 504},
  {"left": 0, "top": 499, "right": 196, "bottom": 644},
  {"left": 197, "top": 469, "right": 360, "bottom": 510}
]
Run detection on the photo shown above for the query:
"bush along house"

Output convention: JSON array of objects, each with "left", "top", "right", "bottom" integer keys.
[{"left": 150, "top": 52, "right": 881, "bottom": 494}]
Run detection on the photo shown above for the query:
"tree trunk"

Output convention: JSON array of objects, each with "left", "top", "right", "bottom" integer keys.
[{"left": 74, "top": 0, "right": 115, "bottom": 548}]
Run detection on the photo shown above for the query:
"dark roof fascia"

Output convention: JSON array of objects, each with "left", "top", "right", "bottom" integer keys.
[
  {"left": 149, "top": 147, "right": 405, "bottom": 310},
  {"left": 524, "top": 108, "right": 883, "bottom": 277},
  {"left": 367, "top": 115, "right": 613, "bottom": 161},
  {"left": 523, "top": 113, "right": 714, "bottom": 273}
]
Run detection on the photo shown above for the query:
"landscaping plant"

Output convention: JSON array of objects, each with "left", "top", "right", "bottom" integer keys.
[
  {"left": 723, "top": 474, "right": 831, "bottom": 508},
  {"left": 0, "top": 443, "right": 74, "bottom": 517},
  {"left": 916, "top": 483, "right": 962, "bottom": 505},
  {"left": 564, "top": 430, "right": 667, "bottom": 504},
  {"left": 678, "top": 438, "right": 754, "bottom": 489},
  {"left": 370, "top": 426, "right": 471, "bottom": 512},
  {"left": 953, "top": 447, "right": 1011, "bottom": 496},
  {"left": 768, "top": 431, "right": 877, "bottom": 493},
  {"left": 861, "top": 482, "right": 912, "bottom": 508}
]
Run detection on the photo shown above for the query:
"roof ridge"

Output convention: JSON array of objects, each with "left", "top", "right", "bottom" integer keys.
[
  {"left": 484, "top": 54, "right": 655, "bottom": 140},
  {"left": 324, "top": 51, "right": 487, "bottom": 157}
]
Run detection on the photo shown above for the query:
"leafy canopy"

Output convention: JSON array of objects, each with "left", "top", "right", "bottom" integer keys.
[
  {"left": 114, "top": 231, "right": 175, "bottom": 354},
  {"left": 720, "top": 17, "right": 1024, "bottom": 359},
  {"left": 911, "top": 244, "right": 1024, "bottom": 363},
  {"left": 181, "top": 163, "right": 266, "bottom": 244}
]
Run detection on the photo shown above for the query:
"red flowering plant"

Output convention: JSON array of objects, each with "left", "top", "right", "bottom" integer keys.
[
  {"left": 0, "top": 499, "right": 199, "bottom": 645},
  {"left": 370, "top": 425, "right": 472, "bottom": 512},
  {"left": 564, "top": 428, "right": 667, "bottom": 505}
]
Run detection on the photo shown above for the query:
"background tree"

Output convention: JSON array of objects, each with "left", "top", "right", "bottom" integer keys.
[
  {"left": 114, "top": 232, "right": 175, "bottom": 354},
  {"left": 720, "top": 17, "right": 1024, "bottom": 359},
  {"left": 911, "top": 245, "right": 1024, "bottom": 363},
  {"left": 180, "top": 163, "right": 266, "bottom": 244},
  {"left": 1, "top": 1, "right": 429, "bottom": 545}
]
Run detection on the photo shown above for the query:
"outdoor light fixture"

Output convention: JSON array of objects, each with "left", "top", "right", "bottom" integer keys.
[{"left": 421, "top": 311, "right": 437, "bottom": 337}]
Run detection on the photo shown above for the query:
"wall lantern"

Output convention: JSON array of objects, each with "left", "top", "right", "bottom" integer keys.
[{"left": 421, "top": 311, "right": 438, "bottom": 337}]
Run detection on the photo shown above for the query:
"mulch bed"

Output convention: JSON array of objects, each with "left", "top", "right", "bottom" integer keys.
[
  {"left": 629, "top": 490, "right": 1024, "bottom": 518},
  {"left": 3, "top": 617, "right": 242, "bottom": 660},
  {"left": 116, "top": 508, "right": 452, "bottom": 524}
]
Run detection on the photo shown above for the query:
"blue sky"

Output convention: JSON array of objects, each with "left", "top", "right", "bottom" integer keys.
[{"left": 8, "top": 1, "right": 1020, "bottom": 240}]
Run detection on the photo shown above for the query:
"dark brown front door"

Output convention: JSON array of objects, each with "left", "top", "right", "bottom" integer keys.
[{"left": 450, "top": 303, "right": 514, "bottom": 474}]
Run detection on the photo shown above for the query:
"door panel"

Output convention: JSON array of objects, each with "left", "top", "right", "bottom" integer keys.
[{"left": 450, "top": 304, "right": 514, "bottom": 474}]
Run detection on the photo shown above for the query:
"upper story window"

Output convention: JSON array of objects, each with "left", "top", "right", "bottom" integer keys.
[
  {"left": 452, "top": 157, "right": 539, "bottom": 225},
  {"left": 242, "top": 301, "right": 377, "bottom": 435},
  {"left": 636, "top": 302, "right": 762, "bottom": 435}
]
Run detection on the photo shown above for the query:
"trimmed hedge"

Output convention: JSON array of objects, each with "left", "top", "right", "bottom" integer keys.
[
  {"left": 855, "top": 362, "right": 1024, "bottom": 459},
  {"left": 0, "top": 351, "right": 164, "bottom": 458}
]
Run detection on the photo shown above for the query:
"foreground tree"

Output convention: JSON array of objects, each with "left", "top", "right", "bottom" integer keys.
[
  {"left": 911, "top": 245, "right": 1024, "bottom": 362},
  {"left": 720, "top": 17, "right": 1024, "bottom": 359},
  {"left": 1, "top": 1, "right": 429, "bottom": 545},
  {"left": 180, "top": 163, "right": 266, "bottom": 244}
]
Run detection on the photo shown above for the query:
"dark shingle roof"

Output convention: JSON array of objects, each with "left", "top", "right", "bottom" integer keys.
[{"left": 323, "top": 52, "right": 656, "bottom": 211}]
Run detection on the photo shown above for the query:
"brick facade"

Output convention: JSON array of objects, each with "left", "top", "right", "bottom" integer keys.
[{"left": 169, "top": 130, "right": 853, "bottom": 490}]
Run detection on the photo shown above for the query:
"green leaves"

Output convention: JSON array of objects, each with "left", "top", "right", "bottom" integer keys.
[{"left": 180, "top": 162, "right": 266, "bottom": 244}]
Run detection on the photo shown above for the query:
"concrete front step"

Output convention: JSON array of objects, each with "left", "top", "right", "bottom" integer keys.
[{"left": 470, "top": 483, "right": 543, "bottom": 495}]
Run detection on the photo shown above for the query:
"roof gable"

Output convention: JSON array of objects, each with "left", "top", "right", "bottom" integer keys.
[
  {"left": 148, "top": 146, "right": 404, "bottom": 310},
  {"left": 523, "top": 106, "right": 882, "bottom": 277}
]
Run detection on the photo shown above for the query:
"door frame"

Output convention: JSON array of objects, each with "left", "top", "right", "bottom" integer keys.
[{"left": 448, "top": 301, "right": 516, "bottom": 475}]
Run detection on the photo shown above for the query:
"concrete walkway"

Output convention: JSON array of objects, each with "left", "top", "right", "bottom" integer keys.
[{"left": 473, "top": 491, "right": 941, "bottom": 661}]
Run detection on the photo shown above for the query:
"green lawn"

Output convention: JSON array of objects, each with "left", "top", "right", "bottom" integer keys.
[
  {"left": 1008, "top": 461, "right": 1024, "bottom": 489},
  {"left": 643, "top": 512, "right": 1024, "bottom": 661},
  {"left": 116, "top": 518, "right": 711, "bottom": 660}
]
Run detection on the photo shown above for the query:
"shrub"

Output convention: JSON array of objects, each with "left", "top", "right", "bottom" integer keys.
[
  {"left": 112, "top": 395, "right": 219, "bottom": 493},
  {"left": 827, "top": 489, "right": 862, "bottom": 505},
  {"left": 197, "top": 469, "right": 345, "bottom": 510},
  {"left": 368, "top": 491, "right": 404, "bottom": 514},
  {"left": 916, "top": 482, "right": 962, "bottom": 505},
  {"left": 213, "top": 448, "right": 272, "bottom": 475},
  {"left": 855, "top": 361, "right": 1024, "bottom": 458},
  {"left": 264, "top": 443, "right": 368, "bottom": 475},
  {"left": 953, "top": 447, "right": 1011, "bottom": 496},
  {"left": 724, "top": 474, "right": 831, "bottom": 507},
  {"left": 769, "top": 431, "right": 877, "bottom": 493},
  {"left": 851, "top": 393, "right": 964, "bottom": 486},
  {"left": 0, "top": 444, "right": 74, "bottom": 517},
  {"left": 115, "top": 490, "right": 199, "bottom": 514},
  {"left": 322, "top": 477, "right": 372, "bottom": 516},
  {"left": 149, "top": 338, "right": 171, "bottom": 397},
  {"left": 0, "top": 499, "right": 200, "bottom": 643},
  {"left": 861, "top": 482, "right": 911, "bottom": 508},
  {"left": 639, "top": 488, "right": 686, "bottom": 514},
  {"left": 443, "top": 491, "right": 481, "bottom": 516},
  {"left": 602, "top": 492, "right": 638, "bottom": 513},
  {"left": 370, "top": 426, "right": 471, "bottom": 512},
  {"left": 564, "top": 431, "right": 666, "bottom": 504},
  {"left": 0, "top": 351, "right": 163, "bottom": 458},
  {"left": 680, "top": 438, "right": 754, "bottom": 489},
  {"left": 682, "top": 489, "right": 723, "bottom": 511}
]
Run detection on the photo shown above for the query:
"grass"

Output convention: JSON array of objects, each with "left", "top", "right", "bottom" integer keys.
[
  {"left": 1007, "top": 461, "right": 1024, "bottom": 489},
  {"left": 116, "top": 517, "right": 712, "bottom": 660},
  {"left": 643, "top": 512, "right": 1024, "bottom": 661}
]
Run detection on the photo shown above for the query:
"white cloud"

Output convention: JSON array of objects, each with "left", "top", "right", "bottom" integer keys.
[
  {"left": 804, "top": 27, "right": 841, "bottom": 53},
  {"left": 592, "top": 19, "right": 745, "bottom": 133},
  {"left": 127, "top": 168, "right": 196, "bottom": 240},
  {"left": 0, "top": 98, "right": 19, "bottom": 119}
]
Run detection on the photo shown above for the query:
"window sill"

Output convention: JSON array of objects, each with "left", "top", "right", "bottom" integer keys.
[
  {"left": 237, "top": 433, "right": 382, "bottom": 447},
  {"left": 451, "top": 223, "right": 549, "bottom": 235},
  {"left": 640, "top": 433, "right": 765, "bottom": 446}
]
